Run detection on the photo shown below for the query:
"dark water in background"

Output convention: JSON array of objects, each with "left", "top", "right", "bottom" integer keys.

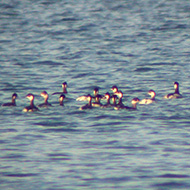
[{"left": 1, "top": 0, "right": 190, "bottom": 189}]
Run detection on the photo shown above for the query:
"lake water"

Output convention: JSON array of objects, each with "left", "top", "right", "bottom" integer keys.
[{"left": 1, "top": 0, "right": 190, "bottom": 189}]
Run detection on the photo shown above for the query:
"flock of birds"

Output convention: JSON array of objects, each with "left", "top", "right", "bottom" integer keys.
[{"left": 1, "top": 81, "right": 182, "bottom": 112}]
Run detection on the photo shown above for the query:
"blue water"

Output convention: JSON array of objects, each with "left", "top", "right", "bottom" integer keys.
[{"left": 1, "top": 0, "right": 190, "bottom": 189}]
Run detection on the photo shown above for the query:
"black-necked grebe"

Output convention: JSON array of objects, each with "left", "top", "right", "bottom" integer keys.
[
  {"left": 76, "top": 95, "right": 88, "bottom": 101},
  {"left": 139, "top": 89, "right": 156, "bottom": 104},
  {"left": 2, "top": 93, "right": 17, "bottom": 106},
  {"left": 92, "top": 94, "right": 103, "bottom": 107},
  {"left": 92, "top": 87, "right": 103, "bottom": 100},
  {"left": 79, "top": 94, "right": 93, "bottom": 110},
  {"left": 38, "top": 91, "right": 52, "bottom": 107},
  {"left": 52, "top": 82, "right": 68, "bottom": 95},
  {"left": 111, "top": 85, "right": 119, "bottom": 95},
  {"left": 76, "top": 87, "right": 102, "bottom": 102},
  {"left": 115, "top": 97, "right": 140, "bottom": 110},
  {"left": 114, "top": 90, "right": 125, "bottom": 108},
  {"left": 128, "top": 97, "right": 140, "bottom": 109},
  {"left": 164, "top": 82, "right": 182, "bottom": 99},
  {"left": 59, "top": 94, "right": 65, "bottom": 106},
  {"left": 93, "top": 87, "right": 99, "bottom": 97},
  {"left": 62, "top": 82, "right": 68, "bottom": 93},
  {"left": 101, "top": 92, "right": 112, "bottom": 108},
  {"left": 111, "top": 95, "right": 118, "bottom": 107},
  {"left": 23, "top": 93, "right": 39, "bottom": 112}
]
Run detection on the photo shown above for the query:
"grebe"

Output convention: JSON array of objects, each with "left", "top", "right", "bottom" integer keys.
[
  {"left": 62, "top": 82, "right": 68, "bottom": 93},
  {"left": 52, "top": 82, "right": 68, "bottom": 95},
  {"left": 93, "top": 87, "right": 99, "bottom": 97},
  {"left": 79, "top": 94, "right": 93, "bottom": 110},
  {"left": 164, "top": 82, "right": 182, "bottom": 99},
  {"left": 114, "top": 97, "right": 140, "bottom": 110},
  {"left": 111, "top": 95, "right": 118, "bottom": 107},
  {"left": 111, "top": 85, "right": 120, "bottom": 96},
  {"left": 23, "top": 93, "right": 39, "bottom": 112},
  {"left": 2, "top": 93, "right": 17, "bottom": 106},
  {"left": 38, "top": 91, "right": 52, "bottom": 107},
  {"left": 92, "top": 87, "right": 103, "bottom": 100},
  {"left": 127, "top": 97, "right": 140, "bottom": 110},
  {"left": 111, "top": 86, "right": 125, "bottom": 106},
  {"left": 101, "top": 92, "right": 112, "bottom": 108},
  {"left": 59, "top": 94, "right": 65, "bottom": 106},
  {"left": 76, "top": 87, "right": 102, "bottom": 102},
  {"left": 139, "top": 89, "right": 156, "bottom": 104},
  {"left": 92, "top": 94, "right": 103, "bottom": 107},
  {"left": 114, "top": 90, "right": 125, "bottom": 108}
]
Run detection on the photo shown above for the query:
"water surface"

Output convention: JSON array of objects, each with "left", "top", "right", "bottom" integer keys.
[{"left": 1, "top": 0, "right": 190, "bottom": 189}]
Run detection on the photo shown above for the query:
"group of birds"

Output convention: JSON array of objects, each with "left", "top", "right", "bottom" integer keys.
[
  {"left": 1, "top": 81, "right": 182, "bottom": 112},
  {"left": 1, "top": 82, "right": 67, "bottom": 112},
  {"left": 77, "top": 81, "right": 182, "bottom": 110}
]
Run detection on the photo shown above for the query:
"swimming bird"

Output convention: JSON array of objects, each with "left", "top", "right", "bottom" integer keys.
[
  {"left": 76, "top": 87, "right": 103, "bottom": 102},
  {"left": 111, "top": 85, "right": 120, "bottom": 96},
  {"left": 111, "top": 95, "right": 118, "bottom": 107},
  {"left": 23, "top": 93, "right": 39, "bottom": 112},
  {"left": 78, "top": 94, "right": 93, "bottom": 110},
  {"left": 59, "top": 94, "right": 65, "bottom": 106},
  {"left": 164, "top": 82, "right": 182, "bottom": 99},
  {"left": 139, "top": 89, "right": 156, "bottom": 104},
  {"left": 92, "top": 87, "right": 104, "bottom": 100},
  {"left": 76, "top": 95, "right": 89, "bottom": 101},
  {"left": 2, "top": 93, "right": 18, "bottom": 106},
  {"left": 92, "top": 94, "right": 103, "bottom": 107},
  {"left": 101, "top": 92, "right": 112, "bottom": 108},
  {"left": 114, "top": 97, "right": 140, "bottom": 110},
  {"left": 114, "top": 90, "right": 125, "bottom": 108},
  {"left": 52, "top": 82, "right": 68, "bottom": 95},
  {"left": 93, "top": 87, "right": 99, "bottom": 97},
  {"left": 111, "top": 86, "right": 125, "bottom": 106},
  {"left": 38, "top": 91, "right": 52, "bottom": 107}
]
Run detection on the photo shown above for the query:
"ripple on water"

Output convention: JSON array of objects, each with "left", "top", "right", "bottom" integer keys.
[
  {"left": 0, "top": 128, "right": 17, "bottom": 133},
  {"left": 47, "top": 153, "right": 71, "bottom": 161},
  {"left": 98, "top": 176, "right": 132, "bottom": 184},
  {"left": 32, "top": 60, "right": 64, "bottom": 66},
  {"left": 41, "top": 127, "right": 79, "bottom": 133},
  {"left": 34, "top": 121, "right": 80, "bottom": 133},
  {"left": 158, "top": 174, "right": 190, "bottom": 179},
  {"left": 2, "top": 172, "right": 38, "bottom": 178},
  {"left": 134, "top": 67, "right": 157, "bottom": 72},
  {"left": 1, "top": 153, "right": 25, "bottom": 159},
  {"left": 152, "top": 181, "right": 190, "bottom": 189}
]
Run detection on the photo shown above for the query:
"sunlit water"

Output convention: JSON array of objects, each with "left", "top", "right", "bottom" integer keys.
[{"left": 1, "top": 0, "right": 190, "bottom": 189}]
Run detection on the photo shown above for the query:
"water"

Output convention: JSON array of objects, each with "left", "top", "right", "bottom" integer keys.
[{"left": 1, "top": 0, "right": 190, "bottom": 189}]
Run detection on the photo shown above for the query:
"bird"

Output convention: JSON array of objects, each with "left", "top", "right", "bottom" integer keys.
[
  {"left": 52, "top": 82, "right": 68, "bottom": 95},
  {"left": 113, "top": 90, "right": 125, "bottom": 109},
  {"left": 111, "top": 85, "right": 125, "bottom": 107},
  {"left": 23, "top": 93, "right": 39, "bottom": 112},
  {"left": 78, "top": 94, "right": 93, "bottom": 110},
  {"left": 164, "top": 82, "right": 182, "bottom": 99},
  {"left": 139, "top": 89, "right": 156, "bottom": 104},
  {"left": 92, "top": 94, "right": 103, "bottom": 107},
  {"left": 59, "top": 94, "right": 65, "bottom": 106},
  {"left": 111, "top": 95, "right": 118, "bottom": 107},
  {"left": 76, "top": 87, "right": 103, "bottom": 102},
  {"left": 2, "top": 93, "right": 18, "bottom": 106},
  {"left": 101, "top": 92, "right": 112, "bottom": 108},
  {"left": 115, "top": 97, "right": 140, "bottom": 110},
  {"left": 38, "top": 91, "right": 52, "bottom": 107},
  {"left": 111, "top": 85, "right": 120, "bottom": 96},
  {"left": 93, "top": 87, "right": 99, "bottom": 97}
]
